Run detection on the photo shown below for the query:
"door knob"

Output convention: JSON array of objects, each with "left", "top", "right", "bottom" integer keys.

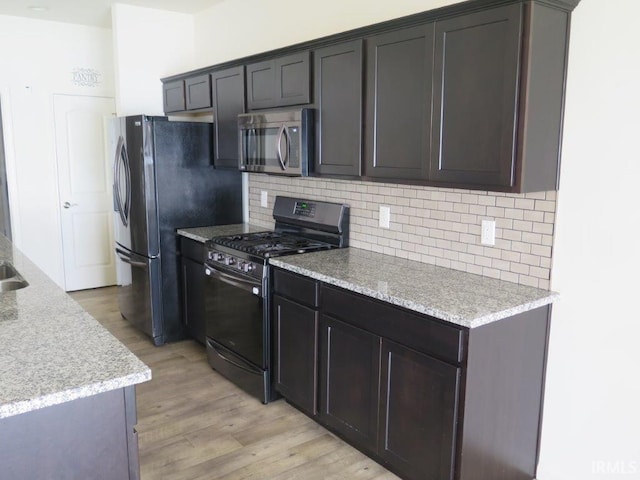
[{"left": 63, "top": 202, "right": 78, "bottom": 209}]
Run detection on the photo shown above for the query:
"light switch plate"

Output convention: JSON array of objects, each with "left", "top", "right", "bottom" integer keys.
[
  {"left": 481, "top": 219, "right": 496, "bottom": 246},
  {"left": 379, "top": 206, "right": 391, "bottom": 229},
  {"left": 261, "top": 191, "right": 268, "bottom": 208}
]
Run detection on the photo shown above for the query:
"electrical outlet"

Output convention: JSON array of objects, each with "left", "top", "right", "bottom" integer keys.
[
  {"left": 379, "top": 206, "right": 391, "bottom": 229},
  {"left": 260, "top": 191, "right": 268, "bottom": 208},
  {"left": 481, "top": 219, "right": 496, "bottom": 246}
]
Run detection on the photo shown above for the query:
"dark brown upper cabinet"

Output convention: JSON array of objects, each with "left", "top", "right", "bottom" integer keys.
[
  {"left": 430, "top": 2, "right": 571, "bottom": 191},
  {"left": 185, "top": 74, "right": 212, "bottom": 110},
  {"left": 211, "top": 66, "right": 246, "bottom": 168},
  {"left": 163, "top": 75, "right": 211, "bottom": 113},
  {"left": 430, "top": 4, "right": 522, "bottom": 188},
  {"left": 364, "top": 25, "right": 434, "bottom": 181},
  {"left": 313, "top": 40, "right": 363, "bottom": 177},
  {"left": 246, "top": 52, "right": 311, "bottom": 110},
  {"left": 162, "top": 80, "right": 185, "bottom": 113},
  {"left": 161, "top": 0, "right": 578, "bottom": 192}
]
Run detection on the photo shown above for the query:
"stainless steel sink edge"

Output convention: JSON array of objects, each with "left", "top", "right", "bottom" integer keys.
[{"left": 0, "top": 261, "right": 29, "bottom": 292}]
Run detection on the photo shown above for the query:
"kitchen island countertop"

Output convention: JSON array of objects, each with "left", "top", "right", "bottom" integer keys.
[
  {"left": 0, "top": 235, "right": 151, "bottom": 419},
  {"left": 270, "top": 247, "right": 558, "bottom": 329}
]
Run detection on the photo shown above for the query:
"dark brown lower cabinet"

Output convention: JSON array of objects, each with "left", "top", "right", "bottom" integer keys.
[
  {"left": 180, "top": 237, "right": 206, "bottom": 345},
  {"left": 273, "top": 294, "right": 319, "bottom": 416},
  {"left": 379, "top": 339, "right": 459, "bottom": 480},
  {"left": 318, "top": 315, "right": 380, "bottom": 454},
  {"left": 271, "top": 267, "right": 551, "bottom": 480}
]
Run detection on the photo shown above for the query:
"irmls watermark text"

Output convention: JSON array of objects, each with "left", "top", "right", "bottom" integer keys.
[{"left": 592, "top": 460, "right": 640, "bottom": 476}]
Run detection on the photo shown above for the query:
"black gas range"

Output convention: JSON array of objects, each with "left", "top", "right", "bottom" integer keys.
[{"left": 202, "top": 196, "right": 349, "bottom": 403}]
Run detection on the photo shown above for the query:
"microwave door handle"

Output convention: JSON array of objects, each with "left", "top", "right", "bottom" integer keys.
[
  {"left": 276, "top": 124, "right": 286, "bottom": 171},
  {"left": 282, "top": 125, "right": 290, "bottom": 168}
]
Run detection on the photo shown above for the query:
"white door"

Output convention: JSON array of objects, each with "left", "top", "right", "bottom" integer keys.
[{"left": 54, "top": 95, "right": 116, "bottom": 291}]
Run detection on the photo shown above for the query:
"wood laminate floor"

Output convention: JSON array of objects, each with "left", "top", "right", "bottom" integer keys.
[{"left": 70, "top": 287, "right": 399, "bottom": 480}]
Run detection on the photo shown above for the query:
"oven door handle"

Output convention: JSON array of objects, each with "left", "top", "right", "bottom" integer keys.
[
  {"left": 207, "top": 339, "right": 264, "bottom": 375},
  {"left": 205, "top": 265, "right": 262, "bottom": 297}
]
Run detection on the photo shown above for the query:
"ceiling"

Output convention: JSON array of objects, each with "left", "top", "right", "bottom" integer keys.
[{"left": 0, "top": 0, "right": 226, "bottom": 28}]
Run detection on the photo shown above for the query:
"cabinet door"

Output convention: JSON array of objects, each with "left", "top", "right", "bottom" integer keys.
[
  {"left": 246, "top": 59, "right": 275, "bottom": 110},
  {"left": 319, "top": 315, "right": 380, "bottom": 454},
  {"left": 211, "top": 66, "right": 246, "bottom": 168},
  {"left": 185, "top": 74, "right": 212, "bottom": 110},
  {"left": 163, "top": 80, "right": 185, "bottom": 113},
  {"left": 314, "top": 40, "right": 363, "bottom": 176},
  {"left": 273, "top": 295, "right": 319, "bottom": 415},
  {"left": 181, "top": 256, "right": 206, "bottom": 345},
  {"left": 430, "top": 4, "right": 523, "bottom": 187},
  {"left": 365, "top": 24, "right": 434, "bottom": 180},
  {"left": 247, "top": 52, "right": 311, "bottom": 110},
  {"left": 275, "top": 51, "right": 311, "bottom": 107},
  {"left": 379, "top": 340, "right": 460, "bottom": 480}
]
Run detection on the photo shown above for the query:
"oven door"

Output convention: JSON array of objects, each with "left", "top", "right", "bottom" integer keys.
[{"left": 203, "top": 262, "right": 271, "bottom": 402}]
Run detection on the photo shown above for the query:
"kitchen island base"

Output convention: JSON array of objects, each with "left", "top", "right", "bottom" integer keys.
[{"left": 0, "top": 386, "right": 140, "bottom": 480}]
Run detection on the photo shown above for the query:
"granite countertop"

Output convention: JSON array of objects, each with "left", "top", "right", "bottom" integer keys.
[
  {"left": 0, "top": 235, "right": 151, "bottom": 419},
  {"left": 270, "top": 248, "right": 558, "bottom": 329},
  {"left": 177, "top": 223, "right": 266, "bottom": 243}
]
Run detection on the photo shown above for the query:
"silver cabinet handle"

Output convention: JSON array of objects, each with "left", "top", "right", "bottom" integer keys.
[{"left": 63, "top": 201, "right": 78, "bottom": 209}]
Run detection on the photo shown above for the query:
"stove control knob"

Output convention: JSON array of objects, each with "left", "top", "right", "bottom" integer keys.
[
  {"left": 225, "top": 256, "right": 236, "bottom": 266},
  {"left": 244, "top": 263, "right": 254, "bottom": 273},
  {"left": 215, "top": 253, "right": 225, "bottom": 262}
]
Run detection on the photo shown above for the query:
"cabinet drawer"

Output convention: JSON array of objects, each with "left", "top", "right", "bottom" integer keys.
[
  {"left": 322, "top": 285, "right": 464, "bottom": 364},
  {"left": 180, "top": 237, "right": 205, "bottom": 263},
  {"left": 273, "top": 268, "right": 319, "bottom": 308}
]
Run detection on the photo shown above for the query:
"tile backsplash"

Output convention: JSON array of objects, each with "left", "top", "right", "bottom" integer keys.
[{"left": 248, "top": 175, "right": 556, "bottom": 289}]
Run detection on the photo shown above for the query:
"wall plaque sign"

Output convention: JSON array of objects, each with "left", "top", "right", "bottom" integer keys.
[{"left": 71, "top": 68, "right": 101, "bottom": 87}]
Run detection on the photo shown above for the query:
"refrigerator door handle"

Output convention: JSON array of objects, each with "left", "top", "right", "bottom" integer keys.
[
  {"left": 114, "top": 136, "right": 127, "bottom": 227},
  {"left": 121, "top": 140, "right": 132, "bottom": 226},
  {"left": 116, "top": 248, "right": 147, "bottom": 268}
]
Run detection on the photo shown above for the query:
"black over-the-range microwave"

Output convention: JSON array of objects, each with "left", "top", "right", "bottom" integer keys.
[{"left": 238, "top": 108, "right": 313, "bottom": 176}]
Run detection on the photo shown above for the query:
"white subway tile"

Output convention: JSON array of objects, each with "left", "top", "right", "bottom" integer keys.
[{"left": 496, "top": 197, "right": 516, "bottom": 208}]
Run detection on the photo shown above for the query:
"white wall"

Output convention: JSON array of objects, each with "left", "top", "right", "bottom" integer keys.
[
  {"left": 538, "top": 0, "right": 640, "bottom": 478},
  {"left": 0, "top": 15, "right": 114, "bottom": 285},
  {"left": 111, "top": 4, "right": 194, "bottom": 115},
  {"left": 194, "top": 1, "right": 640, "bottom": 478},
  {"left": 194, "top": 0, "right": 452, "bottom": 66}
]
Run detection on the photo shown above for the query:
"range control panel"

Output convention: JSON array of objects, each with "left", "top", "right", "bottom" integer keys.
[{"left": 294, "top": 201, "right": 316, "bottom": 217}]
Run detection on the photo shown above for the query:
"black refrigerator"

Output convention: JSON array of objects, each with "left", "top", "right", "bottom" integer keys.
[{"left": 112, "top": 115, "right": 242, "bottom": 345}]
